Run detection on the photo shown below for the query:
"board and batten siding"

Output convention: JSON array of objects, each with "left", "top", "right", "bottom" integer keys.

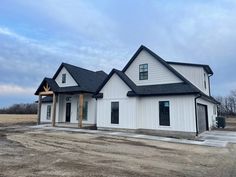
[
  {"left": 170, "top": 64, "right": 210, "bottom": 96},
  {"left": 96, "top": 73, "right": 197, "bottom": 132},
  {"left": 197, "top": 98, "right": 217, "bottom": 129},
  {"left": 137, "top": 95, "right": 196, "bottom": 132},
  {"left": 55, "top": 67, "right": 77, "bottom": 87},
  {"left": 41, "top": 103, "right": 52, "bottom": 122},
  {"left": 56, "top": 94, "right": 96, "bottom": 124},
  {"left": 125, "top": 50, "right": 183, "bottom": 85},
  {"left": 97, "top": 74, "right": 138, "bottom": 129}
]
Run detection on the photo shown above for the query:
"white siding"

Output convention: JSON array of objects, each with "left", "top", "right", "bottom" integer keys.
[
  {"left": 125, "top": 50, "right": 182, "bottom": 85},
  {"left": 137, "top": 96, "right": 196, "bottom": 132},
  {"left": 96, "top": 73, "right": 196, "bottom": 132},
  {"left": 41, "top": 103, "right": 52, "bottom": 122},
  {"left": 170, "top": 64, "right": 210, "bottom": 95},
  {"left": 97, "top": 74, "right": 138, "bottom": 129},
  {"left": 55, "top": 67, "right": 77, "bottom": 87},
  {"left": 197, "top": 98, "right": 217, "bottom": 129}
]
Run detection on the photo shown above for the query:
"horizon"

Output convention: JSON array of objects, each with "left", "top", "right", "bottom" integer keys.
[{"left": 0, "top": 0, "right": 236, "bottom": 108}]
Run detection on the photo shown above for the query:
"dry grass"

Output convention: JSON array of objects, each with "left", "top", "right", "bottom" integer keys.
[{"left": 0, "top": 114, "right": 37, "bottom": 125}]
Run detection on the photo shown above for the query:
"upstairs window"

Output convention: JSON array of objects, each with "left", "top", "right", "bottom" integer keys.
[
  {"left": 62, "top": 73, "right": 66, "bottom": 83},
  {"left": 204, "top": 73, "right": 207, "bottom": 89},
  {"left": 139, "top": 64, "right": 148, "bottom": 80}
]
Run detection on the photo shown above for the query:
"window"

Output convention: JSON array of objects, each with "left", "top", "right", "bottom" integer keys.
[
  {"left": 159, "top": 101, "right": 170, "bottom": 126},
  {"left": 139, "top": 64, "right": 148, "bottom": 80},
  {"left": 46, "top": 105, "right": 51, "bottom": 120},
  {"left": 62, "top": 73, "right": 66, "bottom": 83},
  {"left": 204, "top": 73, "right": 207, "bottom": 89},
  {"left": 111, "top": 102, "right": 119, "bottom": 124},
  {"left": 77, "top": 101, "right": 88, "bottom": 121},
  {"left": 213, "top": 105, "right": 217, "bottom": 115},
  {"left": 83, "top": 101, "right": 88, "bottom": 120}
]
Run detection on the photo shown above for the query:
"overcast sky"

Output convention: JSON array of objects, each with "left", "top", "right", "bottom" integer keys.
[{"left": 0, "top": 0, "right": 236, "bottom": 107}]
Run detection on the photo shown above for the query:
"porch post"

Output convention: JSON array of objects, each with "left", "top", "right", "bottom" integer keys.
[
  {"left": 79, "top": 94, "right": 84, "bottom": 128},
  {"left": 52, "top": 93, "right": 57, "bottom": 127},
  {"left": 37, "top": 95, "right": 42, "bottom": 125}
]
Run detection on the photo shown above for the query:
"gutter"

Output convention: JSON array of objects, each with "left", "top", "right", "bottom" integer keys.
[{"left": 194, "top": 94, "right": 201, "bottom": 136}]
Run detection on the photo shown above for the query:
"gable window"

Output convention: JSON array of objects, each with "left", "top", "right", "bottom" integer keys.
[
  {"left": 159, "top": 101, "right": 170, "bottom": 126},
  {"left": 62, "top": 73, "right": 66, "bottom": 83},
  {"left": 139, "top": 64, "right": 148, "bottom": 80},
  {"left": 111, "top": 102, "right": 119, "bottom": 124},
  {"left": 46, "top": 105, "right": 51, "bottom": 120},
  {"left": 204, "top": 73, "right": 207, "bottom": 89}
]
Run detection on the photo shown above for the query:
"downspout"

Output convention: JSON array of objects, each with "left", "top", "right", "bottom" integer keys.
[
  {"left": 208, "top": 74, "right": 213, "bottom": 96},
  {"left": 194, "top": 94, "right": 201, "bottom": 136}
]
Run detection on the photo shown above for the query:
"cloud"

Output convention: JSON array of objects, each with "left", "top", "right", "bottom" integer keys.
[{"left": 0, "top": 84, "right": 35, "bottom": 96}]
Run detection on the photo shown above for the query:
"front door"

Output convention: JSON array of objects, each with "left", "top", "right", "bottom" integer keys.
[
  {"left": 197, "top": 104, "right": 209, "bottom": 134},
  {"left": 65, "top": 102, "right": 71, "bottom": 122}
]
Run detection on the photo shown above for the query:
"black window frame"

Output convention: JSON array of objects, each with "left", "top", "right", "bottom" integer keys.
[
  {"left": 159, "top": 101, "right": 170, "bottom": 126},
  {"left": 111, "top": 102, "right": 119, "bottom": 124},
  {"left": 139, "top": 64, "right": 148, "bottom": 80},
  {"left": 62, "top": 73, "right": 66, "bottom": 83}
]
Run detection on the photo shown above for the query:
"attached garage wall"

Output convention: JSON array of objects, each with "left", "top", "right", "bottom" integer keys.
[
  {"left": 137, "top": 95, "right": 196, "bottom": 132},
  {"left": 197, "top": 98, "right": 217, "bottom": 129}
]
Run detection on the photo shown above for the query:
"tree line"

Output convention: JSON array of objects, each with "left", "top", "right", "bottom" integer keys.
[
  {"left": 215, "top": 90, "right": 236, "bottom": 116},
  {"left": 0, "top": 103, "right": 37, "bottom": 114}
]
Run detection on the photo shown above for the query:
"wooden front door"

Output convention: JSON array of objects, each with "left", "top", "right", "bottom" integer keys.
[{"left": 65, "top": 102, "right": 71, "bottom": 122}]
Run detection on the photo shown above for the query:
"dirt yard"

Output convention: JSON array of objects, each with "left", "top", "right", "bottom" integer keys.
[{"left": 0, "top": 115, "right": 236, "bottom": 177}]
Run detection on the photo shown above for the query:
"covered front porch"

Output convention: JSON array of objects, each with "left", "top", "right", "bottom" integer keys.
[{"left": 35, "top": 78, "right": 96, "bottom": 129}]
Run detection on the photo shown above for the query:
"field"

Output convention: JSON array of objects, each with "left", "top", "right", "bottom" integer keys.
[
  {"left": 0, "top": 114, "right": 37, "bottom": 126},
  {"left": 0, "top": 115, "right": 236, "bottom": 177}
]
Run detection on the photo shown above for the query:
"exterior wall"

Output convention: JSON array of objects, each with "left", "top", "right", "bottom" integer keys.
[
  {"left": 56, "top": 94, "right": 96, "bottom": 124},
  {"left": 197, "top": 98, "right": 217, "bottom": 129},
  {"left": 97, "top": 74, "right": 138, "bottom": 129},
  {"left": 96, "top": 73, "right": 196, "bottom": 133},
  {"left": 125, "top": 50, "right": 182, "bottom": 86},
  {"left": 170, "top": 64, "right": 210, "bottom": 95},
  {"left": 137, "top": 95, "right": 196, "bottom": 132},
  {"left": 55, "top": 67, "right": 77, "bottom": 87},
  {"left": 41, "top": 94, "right": 96, "bottom": 125},
  {"left": 41, "top": 103, "right": 52, "bottom": 122}
]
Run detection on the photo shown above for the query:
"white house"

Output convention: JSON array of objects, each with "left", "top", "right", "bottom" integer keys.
[{"left": 35, "top": 45, "right": 218, "bottom": 137}]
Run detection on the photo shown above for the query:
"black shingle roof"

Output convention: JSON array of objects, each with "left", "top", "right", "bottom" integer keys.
[{"left": 35, "top": 63, "right": 107, "bottom": 95}]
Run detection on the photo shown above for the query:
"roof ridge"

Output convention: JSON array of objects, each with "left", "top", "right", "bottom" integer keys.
[{"left": 63, "top": 62, "right": 104, "bottom": 74}]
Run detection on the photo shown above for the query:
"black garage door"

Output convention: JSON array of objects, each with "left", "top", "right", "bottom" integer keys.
[{"left": 197, "top": 104, "right": 209, "bottom": 134}]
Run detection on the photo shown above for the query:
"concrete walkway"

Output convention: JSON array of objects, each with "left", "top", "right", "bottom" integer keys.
[{"left": 30, "top": 124, "right": 232, "bottom": 148}]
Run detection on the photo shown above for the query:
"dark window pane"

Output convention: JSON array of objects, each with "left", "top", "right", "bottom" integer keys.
[
  {"left": 46, "top": 105, "right": 51, "bottom": 120},
  {"left": 62, "top": 74, "right": 66, "bottom": 83},
  {"left": 159, "top": 101, "right": 170, "bottom": 126},
  {"left": 139, "top": 64, "right": 148, "bottom": 80},
  {"left": 111, "top": 102, "right": 119, "bottom": 124},
  {"left": 83, "top": 101, "right": 88, "bottom": 120}
]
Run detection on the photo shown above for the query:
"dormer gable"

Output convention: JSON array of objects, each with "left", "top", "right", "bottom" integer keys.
[
  {"left": 123, "top": 45, "right": 183, "bottom": 86},
  {"left": 54, "top": 66, "right": 78, "bottom": 87}
]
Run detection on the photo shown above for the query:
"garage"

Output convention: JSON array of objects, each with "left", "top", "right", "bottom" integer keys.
[{"left": 197, "top": 104, "right": 209, "bottom": 134}]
